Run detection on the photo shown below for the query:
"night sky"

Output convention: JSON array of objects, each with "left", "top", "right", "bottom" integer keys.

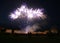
[{"left": 0, "top": 0, "right": 60, "bottom": 30}]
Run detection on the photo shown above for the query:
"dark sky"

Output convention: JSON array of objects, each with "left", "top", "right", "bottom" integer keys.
[{"left": 0, "top": 0, "right": 60, "bottom": 29}]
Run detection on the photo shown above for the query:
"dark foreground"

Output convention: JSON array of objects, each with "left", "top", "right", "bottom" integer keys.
[{"left": 0, "top": 33, "right": 60, "bottom": 43}]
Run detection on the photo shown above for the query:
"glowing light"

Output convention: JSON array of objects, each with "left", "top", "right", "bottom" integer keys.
[
  {"left": 14, "top": 10, "right": 21, "bottom": 16},
  {"left": 10, "top": 5, "right": 46, "bottom": 20},
  {"left": 9, "top": 13, "right": 18, "bottom": 19},
  {"left": 9, "top": 5, "right": 47, "bottom": 34},
  {"left": 27, "top": 14, "right": 33, "bottom": 19}
]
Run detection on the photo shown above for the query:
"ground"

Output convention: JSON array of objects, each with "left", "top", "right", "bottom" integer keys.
[{"left": 0, "top": 33, "right": 60, "bottom": 43}]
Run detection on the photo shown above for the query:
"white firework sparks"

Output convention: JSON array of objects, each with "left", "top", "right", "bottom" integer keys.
[
  {"left": 9, "top": 5, "right": 46, "bottom": 20},
  {"left": 9, "top": 5, "right": 47, "bottom": 34}
]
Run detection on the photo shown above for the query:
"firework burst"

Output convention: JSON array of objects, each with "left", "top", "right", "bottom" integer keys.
[{"left": 9, "top": 5, "right": 47, "bottom": 33}]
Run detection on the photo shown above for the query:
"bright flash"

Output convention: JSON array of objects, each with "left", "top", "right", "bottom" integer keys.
[
  {"left": 10, "top": 5, "right": 46, "bottom": 20},
  {"left": 9, "top": 5, "right": 47, "bottom": 34},
  {"left": 9, "top": 13, "right": 18, "bottom": 19}
]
